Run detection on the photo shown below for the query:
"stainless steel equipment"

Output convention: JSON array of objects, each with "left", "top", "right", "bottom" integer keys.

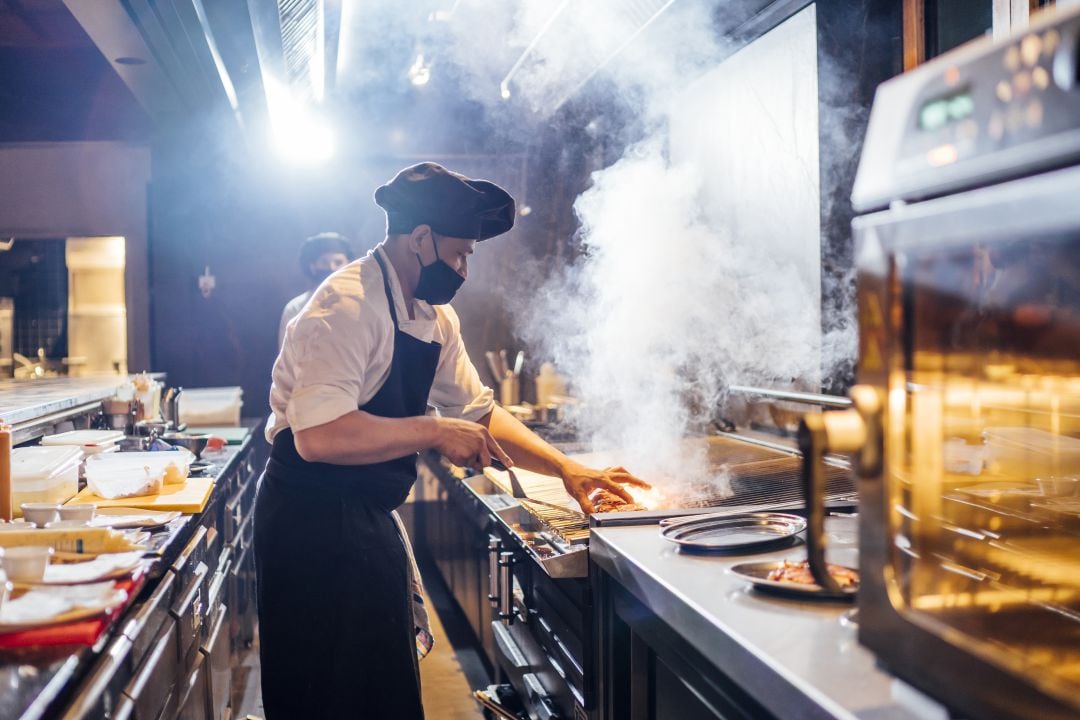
[{"left": 802, "top": 7, "right": 1080, "bottom": 719}]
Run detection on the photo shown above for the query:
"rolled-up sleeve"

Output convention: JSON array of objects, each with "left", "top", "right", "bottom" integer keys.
[
  {"left": 430, "top": 307, "right": 495, "bottom": 421},
  {"left": 285, "top": 307, "right": 382, "bottom": 432}
]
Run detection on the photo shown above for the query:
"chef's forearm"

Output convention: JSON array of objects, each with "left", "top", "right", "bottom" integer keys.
[
  {"left": 293, "top": 410, "right": 440, "bottom": 465},
  {"left": 482, "top": 405, "right": 577, "bottom": 479}
]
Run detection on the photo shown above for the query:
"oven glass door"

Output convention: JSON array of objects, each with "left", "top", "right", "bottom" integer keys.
[{"left": 875, "top": 165, "right": 1080, "bottom": 705}]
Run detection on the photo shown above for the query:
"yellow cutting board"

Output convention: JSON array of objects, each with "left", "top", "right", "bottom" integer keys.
[{"left": 65, "top": 477, "right": 215, "bottom": 514}]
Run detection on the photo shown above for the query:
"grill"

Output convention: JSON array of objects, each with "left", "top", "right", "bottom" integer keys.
[{"left": 508, "top": 436, "right": 856, "bottom": 543}]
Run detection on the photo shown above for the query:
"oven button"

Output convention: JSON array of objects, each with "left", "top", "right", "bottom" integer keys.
[
  {"left": 1005, "top": 45, "right": 1020, "bottom": 71},
  {"left": 1033, "top": 66, "right": 1050, "bottom": 90},
  {"left": 1021, "top": 34, "right": 1042, "bottom": 67},
  {"left": 1013, "top": 70, "right": 1033, "bottom": 96},
  {"left": 996, "top": 80, "right": 1013, "bottom": 103},
  {"left": 1043, "top": 28, "right": 1060, "bottom": 57}
]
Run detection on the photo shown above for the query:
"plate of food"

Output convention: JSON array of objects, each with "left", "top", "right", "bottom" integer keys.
[{"left": 730, "top": 559, "right": 859, "bottom": 600}]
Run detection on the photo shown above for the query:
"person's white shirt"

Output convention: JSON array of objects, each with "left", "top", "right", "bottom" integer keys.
[
  {"left": 267, "top": 245, "right": 494, "bottom": 442},
  {"left": 278, "top": 290, "right": 313, "bottom": 349}
]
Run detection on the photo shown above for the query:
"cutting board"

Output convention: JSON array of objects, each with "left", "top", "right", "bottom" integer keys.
[
  {"left": 186, "top": 426, "right": 249, "bottom": 444},
  {"left": 66, "top": 477, "right": 215, "bottom": 514}
]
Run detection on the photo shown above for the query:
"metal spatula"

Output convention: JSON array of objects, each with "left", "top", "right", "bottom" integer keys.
[{"left": 490, "top": 457, "right": 527, "bottom": 498}]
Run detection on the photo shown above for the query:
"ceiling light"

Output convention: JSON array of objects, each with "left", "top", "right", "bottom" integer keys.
[
  {"left": 264, "top": 76, "right": 335, "bottom": 165},
  {"left": 408, "top": 53, "right": 431, "bottom": 86}
]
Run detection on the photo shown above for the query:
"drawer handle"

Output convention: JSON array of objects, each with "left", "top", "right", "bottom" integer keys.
[
  {"left": 498, "top": 551, "right": 515, "bottom": 625},
  {"left": 491, "top": 622, "right": 528, "bottom": 669}
]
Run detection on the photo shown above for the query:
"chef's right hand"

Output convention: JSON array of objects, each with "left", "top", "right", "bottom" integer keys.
[{"left": 434, "top": 417, "right": 512, "bottom": 471}]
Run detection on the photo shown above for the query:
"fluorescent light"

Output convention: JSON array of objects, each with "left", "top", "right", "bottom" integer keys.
[{"left": 264, "top": 76, "right": 335, "bottom": 165}]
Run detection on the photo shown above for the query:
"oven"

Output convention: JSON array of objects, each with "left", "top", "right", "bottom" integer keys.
[{"left": 801, "top": 6, "right": 1080, "bottom": 719}]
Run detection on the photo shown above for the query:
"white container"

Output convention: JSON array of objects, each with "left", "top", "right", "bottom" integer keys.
[
  {"left": 179, "top": 387, "right": 243, "bottom": 427},
  {"left": 85, "top": 465, "right": 164, "bottom": 500},
  {"left": 1, "top": 546, "right": 54, "bottom": 583},
  {"left": 41, "top": 430, "right": 124, "bottom": 453},
  {"left": 85, "top": 449, "right": 194, "bottom": 486},
  {"left": 10, "top": 447, "right": 82, "bottom": 516}
]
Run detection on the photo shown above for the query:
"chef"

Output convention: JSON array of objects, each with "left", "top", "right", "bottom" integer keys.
[
  {"left": 277, "top": 232, "right": 354, "bottom": 347},
  {"left": 256, "top": 162, "right": 647, "bottom": 719}
]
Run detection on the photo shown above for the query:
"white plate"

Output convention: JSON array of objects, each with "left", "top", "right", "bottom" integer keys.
[
  {"left": 89, "top": 507, "right": 182, "bottom": 529},
  {"left": 17, "top": 552, "right": 145, "bottom": 587},
  {"left": 0, "top": 582, "right": 127, "bottom": 632}
]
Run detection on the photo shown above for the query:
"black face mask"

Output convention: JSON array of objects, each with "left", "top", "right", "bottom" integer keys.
[{"left": 414, "top": 234, "right": 464, "bottom": 305}]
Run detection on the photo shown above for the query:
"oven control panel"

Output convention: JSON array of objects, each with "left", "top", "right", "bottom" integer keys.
[{"left": 853, "top": 4, "right": 1080, "bottom": 211}]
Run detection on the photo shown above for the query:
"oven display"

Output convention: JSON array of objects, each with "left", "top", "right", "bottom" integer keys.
[{"left": 918, "top": 90, "right": 975, "bottom": 131}]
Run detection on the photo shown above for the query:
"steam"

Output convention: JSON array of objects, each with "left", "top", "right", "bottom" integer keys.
[{"left": 339, "top": 1, "right": 859, "bottom": 494}]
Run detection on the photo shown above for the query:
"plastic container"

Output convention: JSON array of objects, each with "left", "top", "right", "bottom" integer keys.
[
  {"left": 41, "top": 430, "right": 125, "bottom": 456},
  {"left": 85, "top": 449, "right": 194, "bottom": 487},
  {"left": 10, "top": 447, "right": 82, "bottom": 516},
  {"left": 179, "top": 387, "right": 243, "bottom": 427}
]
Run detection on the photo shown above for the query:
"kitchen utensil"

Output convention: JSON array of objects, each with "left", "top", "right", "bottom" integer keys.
[
  {"left": 58, "top": 504, "right": 96, "bottom": 524},
  {"left": 490, "top": 458, "right": 527, "bottom": 499},
  {"left": 20, "top": 503, "right": 60, "bottom": 527},
  {"left": 498, "top": 349, "right": 509, "bottom": 378},
  {"left": 1, "top": 546, "right": 54, "bottom": 583},
  {"left": 729, "top": 560, "right": 857, "bottom": 600},
  {"left": 161, "top": 432, "right": 210, "bottom": 459},
  {"left": 484, "top": 351, "right": 502, "bottom": 384},
  {"left": 660, "top": 512, "right": 806, "bottom": 552},
  {"left": 513, "top": 351, "right": 524, "bottom": 376}
]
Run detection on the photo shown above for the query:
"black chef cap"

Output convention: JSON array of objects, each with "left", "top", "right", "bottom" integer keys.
[
  {"left": 299, "top": 232, "right": 354, "bottom": 277},
  {"left": 374, "top": 162, "right": 515, "bottom": 241}
]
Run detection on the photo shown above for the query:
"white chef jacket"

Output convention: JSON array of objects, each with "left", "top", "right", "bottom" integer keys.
[
  {"left": 266, "top": 245, "right": 495, "bottom": 442},
  {"left": 278, "top": 290, "right": 313, "bottom": 349}
]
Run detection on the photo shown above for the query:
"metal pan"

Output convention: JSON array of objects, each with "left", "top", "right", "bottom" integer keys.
[{"left": 660, "top": 512, "right": 806, "bottom": 553}]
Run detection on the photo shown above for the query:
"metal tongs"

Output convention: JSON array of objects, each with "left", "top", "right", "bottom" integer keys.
[{"left": 489, "top": 458, "right": 588, "bottom": 518}]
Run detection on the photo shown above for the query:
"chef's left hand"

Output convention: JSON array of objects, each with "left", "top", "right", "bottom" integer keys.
[{"left": 560, "top": 462, "right": 651, "bottom": 513}]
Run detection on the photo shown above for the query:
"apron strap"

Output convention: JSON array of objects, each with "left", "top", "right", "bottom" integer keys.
[{"left": 373, "top": 250, "right": 401, "bottom": 330}]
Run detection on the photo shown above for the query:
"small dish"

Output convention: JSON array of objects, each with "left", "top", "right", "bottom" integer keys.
[
  {"left": 730, "top": 560, "right": 858, "bottom": 601},
  {"left": 88, "top": 507, "right": 182, "bottom": 530},
  {"left": 20, "top": 503, "right": 60, "bottom": 527},
  {"left": 0, "top": 546, "right": 55, "bottom": 583},
  {"left": 58, "top": 504, "right": 96, "bottom": 524}
]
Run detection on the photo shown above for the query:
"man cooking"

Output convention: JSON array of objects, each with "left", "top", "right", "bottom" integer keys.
[
  {"left": 255, "top": 162, "right": 647, "bottom": 719},
  {"left": 277, "top": 232, "right": 355, "bottom": 348}
]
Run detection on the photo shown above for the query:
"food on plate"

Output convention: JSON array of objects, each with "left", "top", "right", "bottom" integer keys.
[
  {"left": 767, "top": 560, "right": 859, "bottom": 589},
  {"left": 587, "top": 488, "right": 646, "bottom": 513}
]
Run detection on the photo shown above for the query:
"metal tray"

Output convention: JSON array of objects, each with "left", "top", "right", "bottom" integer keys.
[
  {"left": 660, "top": 512, "right": 806, "bottom": 552},
  {"left": 729, "top": 560, "right": 857, "bottom": 600}
]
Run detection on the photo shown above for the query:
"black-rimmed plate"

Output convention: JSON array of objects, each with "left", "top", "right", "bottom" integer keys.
[
  {"left": 660, "top": 512, "right": 806, "bottom": 553},
  {"left": 729, "top": 560, "right": 858, "bottom": 600}
]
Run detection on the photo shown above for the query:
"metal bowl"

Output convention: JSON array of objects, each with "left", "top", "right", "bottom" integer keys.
[{"left": 161, "top": 432, "right": 211, "bottom": 459}]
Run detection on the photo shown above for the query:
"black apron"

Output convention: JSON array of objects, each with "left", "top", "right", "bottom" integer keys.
[{"left": 255, "top": 252, "right": 440, "bottom": 719}]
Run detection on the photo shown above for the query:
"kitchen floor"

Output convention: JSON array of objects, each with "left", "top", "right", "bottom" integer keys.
[{"left": 232, "top": 587, "right": 485, "bottom": 718}]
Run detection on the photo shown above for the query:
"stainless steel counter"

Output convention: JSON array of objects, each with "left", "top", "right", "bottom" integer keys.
[
  {"left": 0, "top": 376, "right": 134, "bottom": 424},
  {"left": 589, "top": 519, "right": 936, "bottom": 720}
]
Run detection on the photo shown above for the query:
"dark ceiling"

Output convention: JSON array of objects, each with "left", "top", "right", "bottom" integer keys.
[{"left": 0, "top": 0, "right": 150, "bottom": 141}]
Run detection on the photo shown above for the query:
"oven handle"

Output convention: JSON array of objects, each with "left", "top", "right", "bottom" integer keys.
[
  {"left": 498, "top": 551, "right": 515, "bottom": 625},
  {"left": 488, "top": 536, "right": 502, "bottom": 608},
  {"left": 798, "top": 384, "right": 882, "bottom": 592}
]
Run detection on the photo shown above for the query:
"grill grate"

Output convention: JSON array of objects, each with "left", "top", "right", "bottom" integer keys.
[{"left": 516, "top": 440, "right": 856, "bottom": 544}]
